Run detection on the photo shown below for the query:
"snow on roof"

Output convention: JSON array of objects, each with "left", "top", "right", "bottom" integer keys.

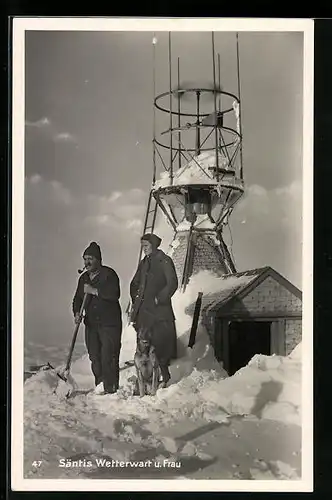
[
  {"left": 199, "top": 266, "right": 303, "bottom": 317},
  {"left": 153, "top": 151, "right": 243, "bottom": 189},
  {"left": 185, "top": 267, "right": 269, "bottom": 317}
]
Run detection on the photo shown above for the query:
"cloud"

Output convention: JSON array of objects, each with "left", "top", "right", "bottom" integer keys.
[
  {"left": 235, "top": 180, "right": 302, "bottom": 226},
  {"left": 25, "top": 116, "right": 77, "bottom": 145},
  {"left": 26, "top": 174, "right": 75, "bottom": 207},
  {"left": 25, "top": 117, "right": 51, "bottom": 128},
  {"left": 49, "top": 180, "right": 75, "bottom": 206},
  {"left": 53, "top": 132, "right": 76, "bottom": 143},
  {"left": 84, "top": 214, "right": 111, "bottom": 226},
  {"left": 26, "top": 176, "right": 146, "bottom": 234},
  {"left": 109, "top": 191, "right": 122, "bottom": 202},
  {"left": 25, "top": 175, "right": 146, "bottom": 241},
  {"left": 24, "top": 177, "right": 150, "bottom": 324},
  {"left": 125, "top": 219, "right": 143, "bottom": 231},
  {"left": 29, "top": 173, "right": 42, "bottom": 185},
  {"left": 228, "top": 179, "right": 303, "bottom": 287},
  {"left": 83, "top": 188, "right": 146, "bottom": 235}
]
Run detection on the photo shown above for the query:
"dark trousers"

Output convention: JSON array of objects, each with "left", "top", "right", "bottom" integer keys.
[{"left": 85, "top": 324, "right": 122, "bottom": 393}]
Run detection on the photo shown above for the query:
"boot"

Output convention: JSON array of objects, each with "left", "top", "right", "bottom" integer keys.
[{"left": 160, "top": 364, "right": 170, "bottom": 388}]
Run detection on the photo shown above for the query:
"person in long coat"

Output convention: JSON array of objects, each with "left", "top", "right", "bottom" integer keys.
[
  {"left": 73, "top": 242, "right": 122, "bottom": 394},
  {"left": 130, "top": 233, "right": 178, "bottom": 387}
]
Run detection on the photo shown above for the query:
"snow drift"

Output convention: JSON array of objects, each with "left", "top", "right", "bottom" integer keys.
[
  {"left": 23, "top": 269, "right": 301, "bottom": 480},
  {"left": 25, "top": 268, "right": 302, "bottom": 428},
  {"left": 23, "top": 337, "right": 301, "bottom": 479}
]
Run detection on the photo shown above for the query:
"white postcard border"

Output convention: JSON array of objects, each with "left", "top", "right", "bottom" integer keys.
[{"left": 11, "top": 17, "right": 314, "bottom": 492}]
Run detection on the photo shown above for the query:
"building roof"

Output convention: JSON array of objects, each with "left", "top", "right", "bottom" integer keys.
[{"left": 197, "top": 266, "right": 302, "bottom": 317}]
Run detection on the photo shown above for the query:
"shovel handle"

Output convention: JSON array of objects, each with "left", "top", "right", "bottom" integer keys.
[{"left": 65, "top": 292, "right": 89, "bottom": 371}]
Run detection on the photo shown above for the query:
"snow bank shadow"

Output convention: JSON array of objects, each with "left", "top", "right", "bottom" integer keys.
[
  {"left": 67, "top": 415, "right": 217, "bottom": 478},
  {"left": 176, "top": 420, "right": 230, "bottom": 442},
  {"left": 250, "top": 381, "right": 283, "bottom": 418}
]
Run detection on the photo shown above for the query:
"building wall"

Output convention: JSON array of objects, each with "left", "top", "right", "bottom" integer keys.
[
  {"left": 170, "top": 234, "right": 188, "bottom": 284},
  {"left": 206, "top": 275, "right": 302, "bottom": 361},
  {"left": 191, "top": 234, "right": 228, "bottom": 276},
  {"left": 226, "top": 276, "right": 302, "bottom": 316},
  {"left": 285, "top": 318, "right": 302, "bottom": 355},
  {"left": 187, "top": 273, "right": 302, "bottom": 364},
  {"left": 170, "top": 231, "right": 228, "bottom": 284}
]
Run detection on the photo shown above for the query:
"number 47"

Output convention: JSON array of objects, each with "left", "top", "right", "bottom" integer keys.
[{"left": 32, "top": 461, "right": 42, "bottom": 467}]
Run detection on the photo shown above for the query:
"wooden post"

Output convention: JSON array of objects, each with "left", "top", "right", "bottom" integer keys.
[
  {"left": 270, "top": 319, "right": 286, "bottom": 355},
  {"left": 270, "top": 321, "right": 278, "bottom": 354},
  {"left": 222, "top": 319, "right": 230, "bottom": 373},
  {"left": 213, "top": 318, "right": 222, "bottom": 361},
  {"left": 278, "top": 319, "right": 286, "bottom": 355}
]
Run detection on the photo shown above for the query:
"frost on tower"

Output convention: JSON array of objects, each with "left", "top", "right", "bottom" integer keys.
[
  {"left": 133, "top": 33, "right": 302, "bottom": 374},
  {"left": 139, "top": 32, "right": 244, "bottom": 290}
]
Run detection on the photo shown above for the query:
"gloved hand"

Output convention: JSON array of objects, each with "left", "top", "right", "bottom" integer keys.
[
  {"left": 74, "top": 313, "right": 81, "bottom": 324},
  {"left": 84, "top": 284, "right": 98, "bottom": 295}
]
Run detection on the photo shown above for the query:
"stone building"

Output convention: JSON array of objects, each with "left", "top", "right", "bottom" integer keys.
[
  {"left": 171, "top": 229, "right": 235, "bottom": 279},
  {"left": 186, "top": 266, "right": 302, "bottom": 375}
]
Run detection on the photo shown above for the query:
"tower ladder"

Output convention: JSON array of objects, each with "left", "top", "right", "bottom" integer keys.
[
  {"left": 126, "top": 190, "right": 159, "bottom": 321},
  {"left": 126, "top": 190, "right": 158, "bottom": 319},
  {"left": 136, "top": 190, "right": 159, "bottom": 265}
]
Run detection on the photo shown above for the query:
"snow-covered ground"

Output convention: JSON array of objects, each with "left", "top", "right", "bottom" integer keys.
[{"left": 24, "top": 271, "right": 302, "bottom": 482}]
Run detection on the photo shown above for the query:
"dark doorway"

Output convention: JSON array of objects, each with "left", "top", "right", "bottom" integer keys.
[{"left": 228, "top": 321, "right": 271, "bottom": 376}]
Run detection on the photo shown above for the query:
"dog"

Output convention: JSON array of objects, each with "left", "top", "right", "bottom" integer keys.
[{"left": 134, "top": 327, "right": 160, "bottom": 397}]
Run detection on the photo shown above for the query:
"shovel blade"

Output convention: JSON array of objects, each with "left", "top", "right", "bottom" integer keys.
[
  {"left": 56, "top": 370, "right": 68, "bottom": 382},
  {"left": 54, "top": 379, "right": 73, "bottom": 399}
]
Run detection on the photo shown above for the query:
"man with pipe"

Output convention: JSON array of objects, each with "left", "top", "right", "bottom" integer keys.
[{"left": 73, "top": 242, "right": 122, "bottom": 394}]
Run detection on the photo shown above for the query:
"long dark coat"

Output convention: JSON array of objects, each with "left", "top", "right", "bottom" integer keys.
[{"left": 130, "top": 249, "right": 178, "bottom": 365}]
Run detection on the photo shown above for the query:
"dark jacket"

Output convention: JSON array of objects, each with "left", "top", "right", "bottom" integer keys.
[
  {"left": 130, "top": 249, "right": 178, "bottom": 327},
  {"left": 73, "top": 265, "right": 122, "bottom": 328}
]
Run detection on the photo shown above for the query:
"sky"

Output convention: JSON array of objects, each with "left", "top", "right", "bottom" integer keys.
[{"left": 23, "top": 30, "right": 304, "bottom": 346}]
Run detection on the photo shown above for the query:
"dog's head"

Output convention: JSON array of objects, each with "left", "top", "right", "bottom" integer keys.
[{"left": 136, "top": 327, "right": 152, "bottom": 353}]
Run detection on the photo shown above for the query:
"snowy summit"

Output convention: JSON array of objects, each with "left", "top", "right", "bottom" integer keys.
[{"left": 24, "top": 270, "right": 302, "bottom": 481}]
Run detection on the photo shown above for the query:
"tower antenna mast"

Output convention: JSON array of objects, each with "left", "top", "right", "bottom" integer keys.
[
  {"left": 168, "top": 32, "right": 173, "bottom": 184},
  {"left": 236, "top": 32, "right": 243, "bottom": 180},
  {"left": 136, "top": 32, "right": 245, "bottom": 289},
  {"left": 152, "top": 33, "right": 157, "bottom": 184},
  {"left": 212, "top": 32, "right": 219, "bottom": 182}
]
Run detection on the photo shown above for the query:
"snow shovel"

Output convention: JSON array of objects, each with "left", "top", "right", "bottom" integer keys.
[{"left": 51, "top": 292, "right": 89, "bottom": 397}]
